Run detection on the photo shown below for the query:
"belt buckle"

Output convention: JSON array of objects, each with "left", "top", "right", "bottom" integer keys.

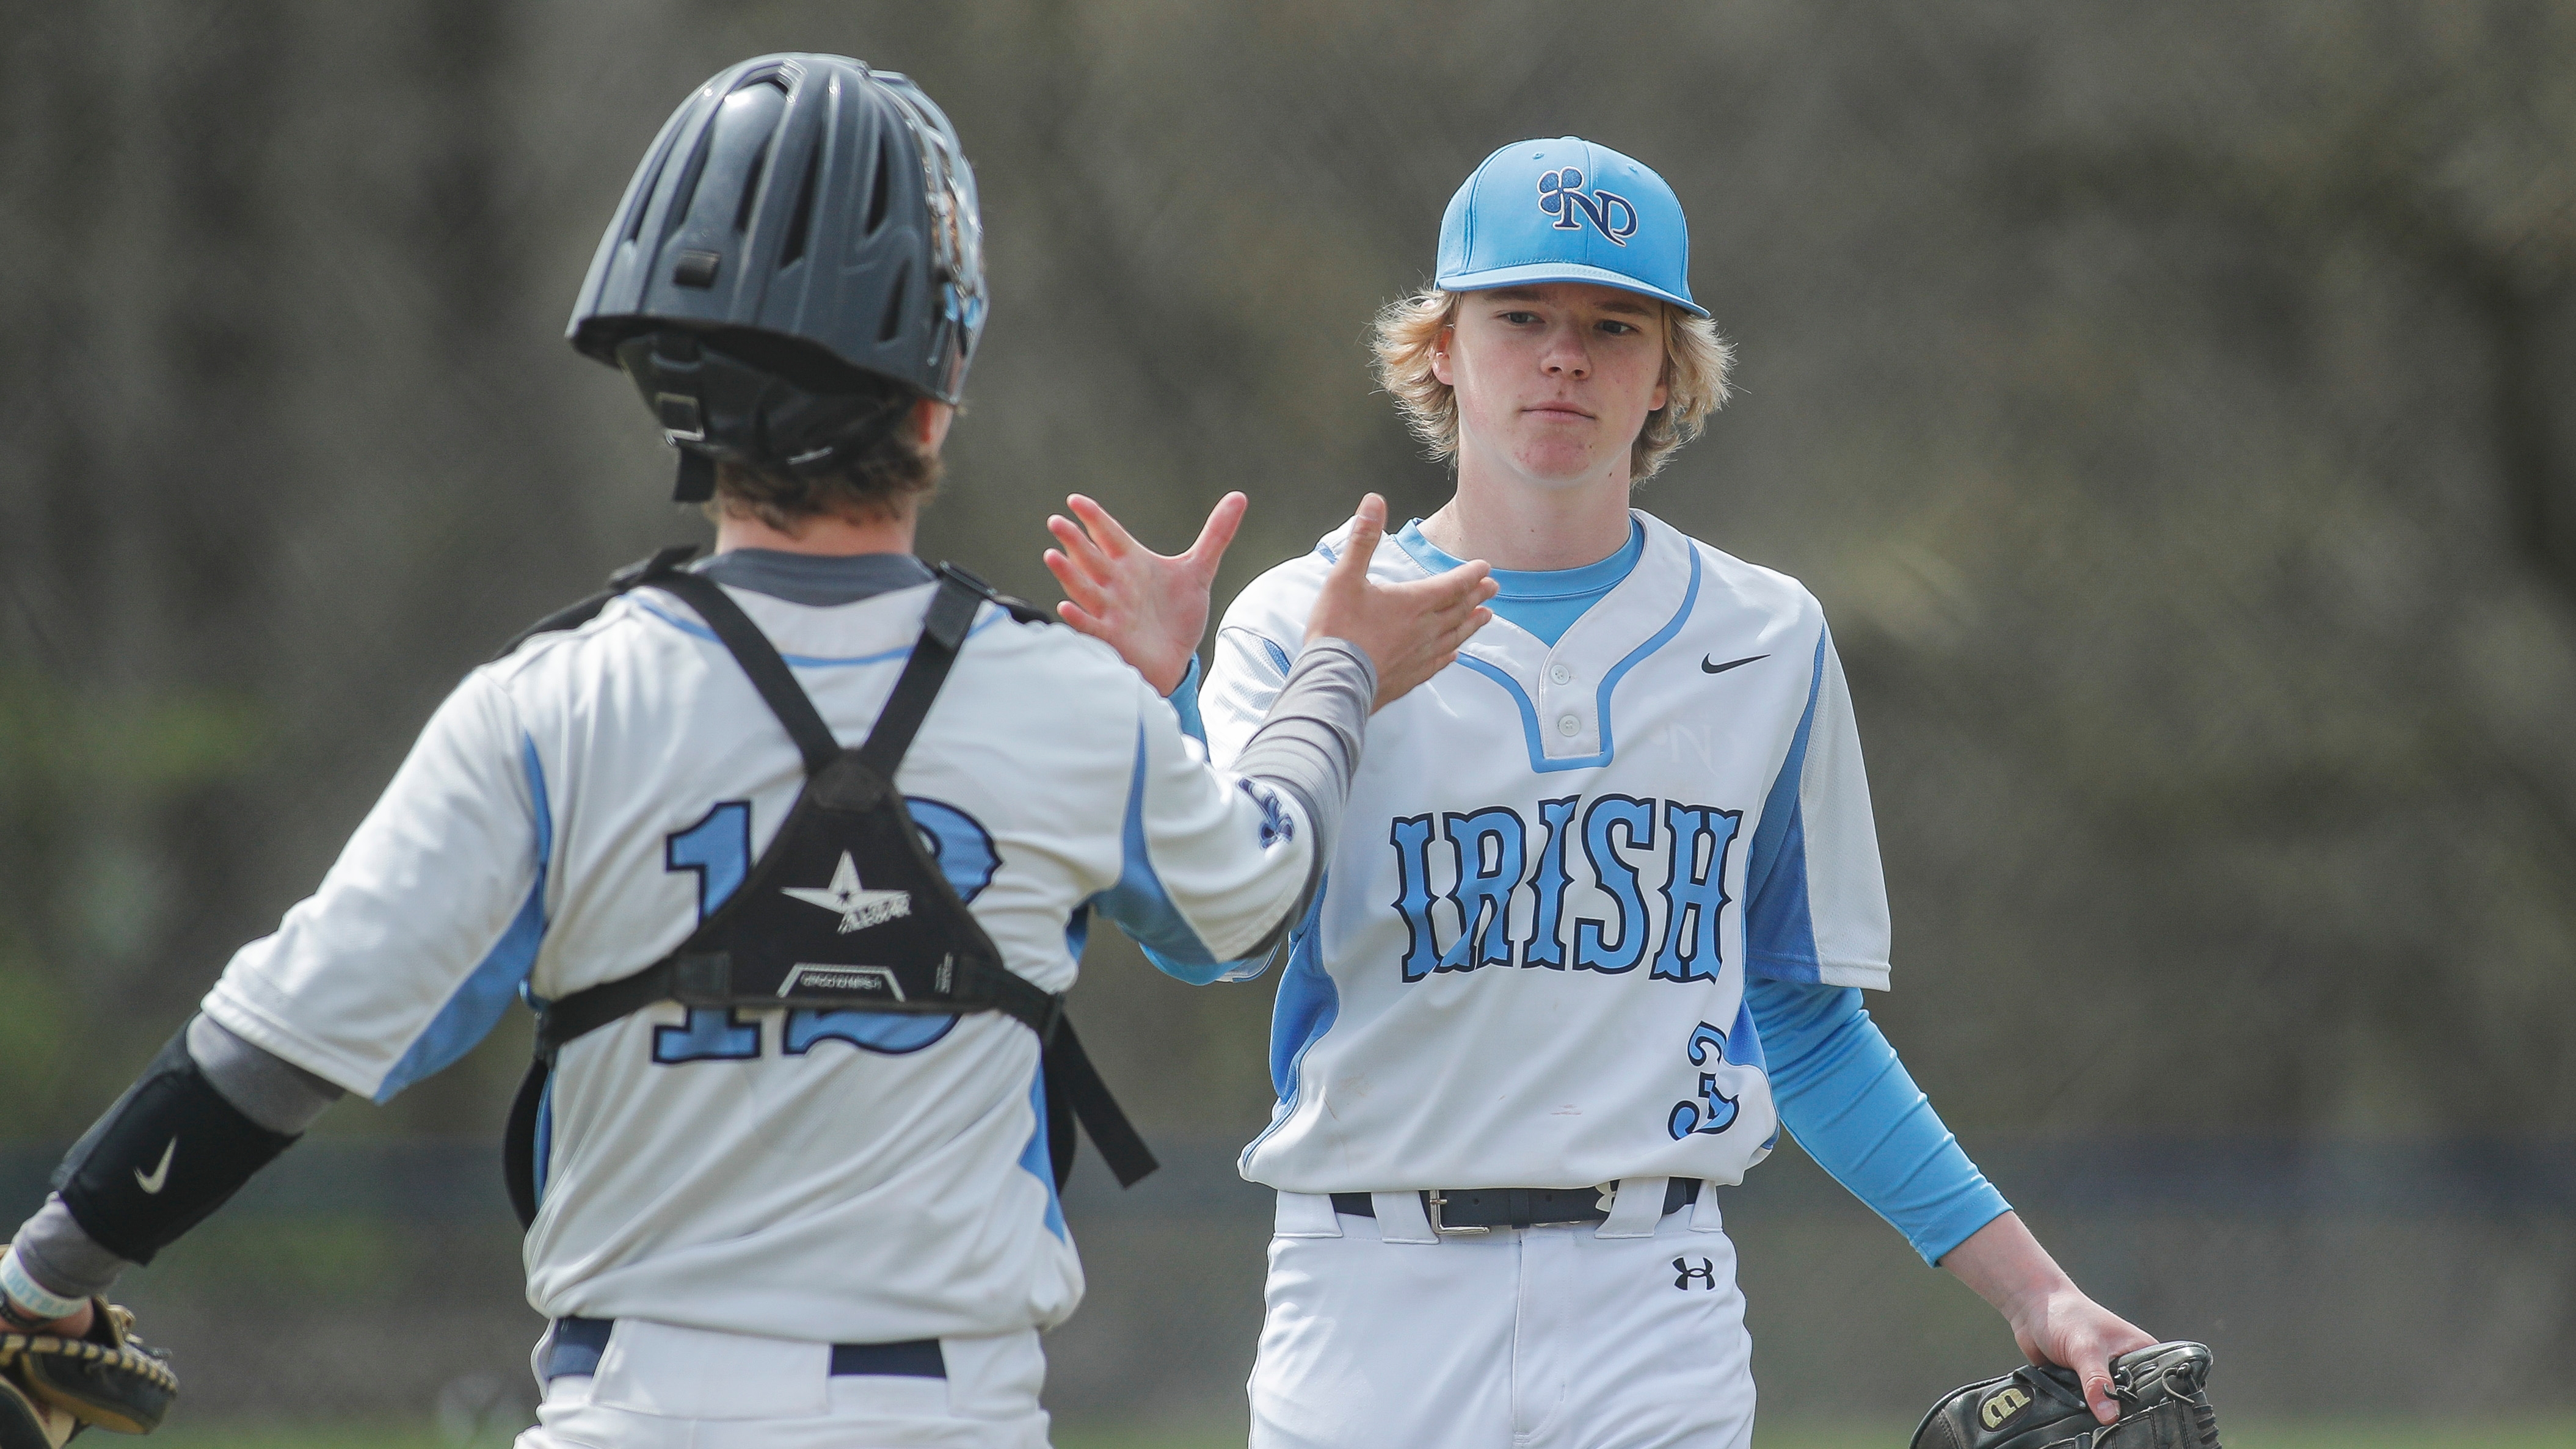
[{"left": 1424, "top": 1191, "right": 1490, "bottom": 1236}]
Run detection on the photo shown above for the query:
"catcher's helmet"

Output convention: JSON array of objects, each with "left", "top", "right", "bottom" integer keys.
[{"left": 567, "top": 54, "right": 988, "bottom": 499}]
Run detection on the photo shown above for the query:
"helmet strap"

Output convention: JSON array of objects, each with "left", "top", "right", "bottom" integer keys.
[{"left": 673, "top": 447, "right": 718, "bottom": 503}]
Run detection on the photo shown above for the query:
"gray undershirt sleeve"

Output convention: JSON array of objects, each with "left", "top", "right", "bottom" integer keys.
[
  {"left": 10, "top": 1200, "right": 123, "bottom": 1304},
  {"left": 1228, "top": 637, "right": 1375, "bottom": 958},
  {"left": 186, "top": 1014, "right": 344, "bottom": 1135},
  {"left": 8, "top": 1015, "right": 344, "bottom": 1305}
]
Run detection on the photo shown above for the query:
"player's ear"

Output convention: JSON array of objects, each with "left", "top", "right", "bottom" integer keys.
[
  {"left": 909, "top": 398, "right": 956, "bottom": 456},
  {"left": 1429, "top": 324, "right": 1457, "bottom": 388}
]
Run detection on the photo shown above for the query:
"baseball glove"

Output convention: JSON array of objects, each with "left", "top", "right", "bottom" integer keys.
[
  {"left": 0, "top": 1301, "right": 177, "bottom": 1446},
  {"left": 1912, "top": 1341, "right": 2219, "bottom": 1449}
]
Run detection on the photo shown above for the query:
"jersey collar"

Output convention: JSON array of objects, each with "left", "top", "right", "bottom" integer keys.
[{"left": 1366, "top": 510, "right": 1701, "bottom": 773}]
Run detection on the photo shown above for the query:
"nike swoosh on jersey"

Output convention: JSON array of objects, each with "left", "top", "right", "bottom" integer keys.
[
  {"left": 1700, "top": 654, "right": 1768, "bottom": 674},
  {"left": 134, "top": 1138, "right": 175, "bottom": 1194}
]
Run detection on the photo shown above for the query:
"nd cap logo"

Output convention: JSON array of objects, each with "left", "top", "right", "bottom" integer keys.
[
  {"left": 1537, "top": 167, "right": 1639, "bottom": 247},
  {"left": 1979, "top": 1385, "right": 2033, "bottom": 1430}
]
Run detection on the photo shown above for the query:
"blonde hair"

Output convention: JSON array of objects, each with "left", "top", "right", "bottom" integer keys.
[{"left": 1371, "top": 288, "right": 1732, "bottom": 482}]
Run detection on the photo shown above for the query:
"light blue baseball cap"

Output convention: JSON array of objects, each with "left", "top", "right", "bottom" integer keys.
[{"left": 1436, "top": 137, "right": 1705, "bottom": 317}]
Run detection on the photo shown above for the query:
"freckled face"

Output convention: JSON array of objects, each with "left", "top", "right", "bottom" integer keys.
[{"left": 1432, "top": 282, "right": 1669, "bottom": 489}]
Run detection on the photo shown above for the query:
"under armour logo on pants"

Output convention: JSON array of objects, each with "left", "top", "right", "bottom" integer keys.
[{"left": 1672, "top": 1257, "right": 1717, "bottom": 1290}]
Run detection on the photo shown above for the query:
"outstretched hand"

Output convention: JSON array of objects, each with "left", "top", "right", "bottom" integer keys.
[
  {"left": 1304, "top": 494, "right": 1496, "bottom": 711},
  {"left": 1044, "top": 492, "right": 1246, "bottom": 695}
]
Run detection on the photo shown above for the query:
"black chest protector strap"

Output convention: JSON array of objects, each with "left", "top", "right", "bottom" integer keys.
[
  {"left": 489, "top": 543, "right": 705, "bottom": 662},
  {"left": 500, "top": 553, "right": 1157, "bottom": 1230}
]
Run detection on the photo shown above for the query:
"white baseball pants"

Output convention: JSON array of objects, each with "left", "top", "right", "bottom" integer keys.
[
  {"left": 514, "top": 1318, "right": 1050, "bottom": 1449},
  {"left": 1248, "top": 1180, "right": 1755, "bottom": 1449}
]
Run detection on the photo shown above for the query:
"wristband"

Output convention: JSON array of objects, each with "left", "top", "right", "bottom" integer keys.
[{"left": 0, "top": 1245, "right": 84, "bottom": 1323}]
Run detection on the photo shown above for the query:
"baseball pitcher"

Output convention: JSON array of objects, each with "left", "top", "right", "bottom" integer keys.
[{"left": 1047, "top": 138, "right": 2152, "bottom": 1448}]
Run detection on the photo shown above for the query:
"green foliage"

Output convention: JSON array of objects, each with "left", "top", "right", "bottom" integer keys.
[
  {"left": 0, "top": 946, "right": 68, "bottom": 1102},
  {"left": 0, "top": 673, "right": 268, "bottom": 1127},
  {"left": 0, "top": 672, "right": 267, "bottom": 801},
  {"left": 133, "top": 1219, "right": 408, "bottom": 1304}
]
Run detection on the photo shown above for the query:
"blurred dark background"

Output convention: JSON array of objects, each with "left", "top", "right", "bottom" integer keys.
[{"left": 4, "top": 0, "right": 2574, "bottom": 1439}]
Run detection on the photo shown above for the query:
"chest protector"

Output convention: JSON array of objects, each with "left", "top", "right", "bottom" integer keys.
[{"left": 500, "top": 549, "right": 1156, "bottom": 1229}]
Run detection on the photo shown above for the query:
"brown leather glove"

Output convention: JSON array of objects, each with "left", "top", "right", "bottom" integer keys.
[{"left": 0, "top": 1300, "right": 178, "bottom": 1445}]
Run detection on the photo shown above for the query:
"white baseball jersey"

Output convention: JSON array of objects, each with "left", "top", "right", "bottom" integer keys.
[
  {"left": 1203, "top": 509, "right": 1890, "bottom": 1194},
  {"left": 202, "top": 572, "right": 1312, "bottom": 1344}
]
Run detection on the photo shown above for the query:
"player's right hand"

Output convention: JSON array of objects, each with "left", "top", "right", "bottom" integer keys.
[
  {"left": 1046, "top": 490, "right": 1246, "bottom": 696},
  {"left": 1305, "top": 493, "right": 1496, "bottom": 711}
]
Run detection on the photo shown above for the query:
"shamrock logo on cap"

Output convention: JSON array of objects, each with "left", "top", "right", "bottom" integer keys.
[{"left": 1536, "top": 167, "right": 1640, "bottom": 247}]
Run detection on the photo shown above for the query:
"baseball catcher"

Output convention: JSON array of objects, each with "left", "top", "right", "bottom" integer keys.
[
  {"left": 1914, "top": 1342, "right": 2221, "bottom": 1449},
  {"left": 0, "top": 53, "right": 1492, "bottom": 1449}
]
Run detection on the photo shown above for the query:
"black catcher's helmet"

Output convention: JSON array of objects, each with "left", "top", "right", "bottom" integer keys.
[{"left": 567, "top": 54, "right": 988, "bottom": 499}]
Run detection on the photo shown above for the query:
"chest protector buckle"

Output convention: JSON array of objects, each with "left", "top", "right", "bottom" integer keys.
[{"left": 500, "top": 552, "right": 1157, "bottom": 1229}]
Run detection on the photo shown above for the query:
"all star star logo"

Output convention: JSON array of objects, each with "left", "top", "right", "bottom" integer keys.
[{"left": 781, "top": 852, "right": 912, "bottom": 934}]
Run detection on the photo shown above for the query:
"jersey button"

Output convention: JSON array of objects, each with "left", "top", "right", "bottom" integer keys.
[
  {"left": 1548, "top": 663, "right": 1574, "bottom": 685},
  {"left": 1555, "top": 714, "right": 1581, "bottom": 737}
]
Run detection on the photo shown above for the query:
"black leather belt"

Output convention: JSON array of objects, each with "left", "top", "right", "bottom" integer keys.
[
  {"left": 1327, "top": 1179, "right": 1700, "bottom": 1232},
  {"left": 542, "top": 1317, "right": 946, "bottom": 1381}
]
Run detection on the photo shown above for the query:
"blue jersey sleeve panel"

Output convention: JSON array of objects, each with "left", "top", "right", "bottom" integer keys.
[
  {"left": 1096, "top": 724, "right": 1262, "bottom": 987},
  {"left": 1264, "top": 892, "right": 1334, "bottom": 1101},
  {"left": 376, "top": 733, "right": 553, "bottom": 1100},
  {"left": 1167, "top": 653, "right": 1207, "bottom": 746},
  {"left": 1016, "top": 1062, "right": 1069, "bottom": 1240},
  {"left": 1392, "top": 518, "right": 1643, "bottom": 648},
  {"left": 1742, "top": 631, "right": 1827, "bottom": 983},
  {"left": 1747, "top": 976, "right": 2011, "bottom": 1265}
]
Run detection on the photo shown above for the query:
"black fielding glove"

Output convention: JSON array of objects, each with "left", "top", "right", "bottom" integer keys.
[{"left": 1912, "top": 1341, "right": 2219, "bottom": 1449}]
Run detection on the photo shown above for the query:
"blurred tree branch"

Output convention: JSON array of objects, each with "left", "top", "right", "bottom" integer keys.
[{"left": 2009, "top": 20, "right": 2576, "bottom": 602}]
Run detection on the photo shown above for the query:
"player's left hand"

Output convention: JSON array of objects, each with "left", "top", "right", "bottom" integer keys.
[
  {"left": 0, "top": 1302, "right": 90, "bottom": 1341},
  {"left": 1938, "top": 1210, "right": 2153, "bottom": 1424},
  {"left": 1, "top": 1297, "right": 177, "bottom": 1439},
  {"left": 1044, "top": 492, "right": 1247, "bottom": 695},
  {"left": 2003, "top": 1284, "right": 2155, "bottom": 1424}
]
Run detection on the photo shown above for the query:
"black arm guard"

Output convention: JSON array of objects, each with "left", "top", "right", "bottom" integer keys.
[{"left": 50, "top": 1031, "right": 299, "bottom": 1265}]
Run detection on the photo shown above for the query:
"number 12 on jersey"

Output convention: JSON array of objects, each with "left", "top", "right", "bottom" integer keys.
[{"left": 652, "top": 799, "right": 986, "bottom": 1062}]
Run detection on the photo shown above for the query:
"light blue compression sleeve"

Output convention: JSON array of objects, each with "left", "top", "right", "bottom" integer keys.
[{"left": 1745, "top": 975, "right": 2011, "bottom": 1265}]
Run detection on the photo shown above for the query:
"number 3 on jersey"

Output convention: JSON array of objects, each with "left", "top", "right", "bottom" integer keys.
[
  {"left": 1668, "top": 1020, "right": 1739, "bottom": 1138},
  {"left": 653, "top": 797, "right": 999, "bottom": 1062}
]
